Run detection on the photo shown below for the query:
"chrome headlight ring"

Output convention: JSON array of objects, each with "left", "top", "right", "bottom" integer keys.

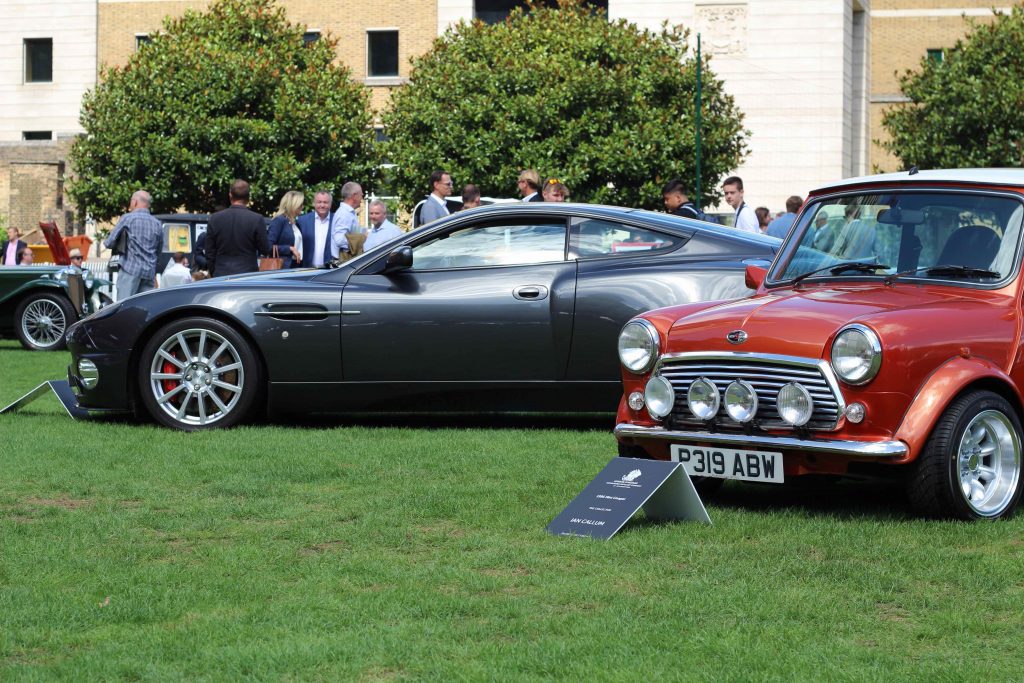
[
  {"left": 830, "top": 323, "right": 882, "bottom": 385},
  {"left": 618, "top": 319, "right": 660, "bottom": 374}
]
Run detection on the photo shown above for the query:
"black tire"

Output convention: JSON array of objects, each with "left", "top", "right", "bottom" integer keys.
[
  {"left": 617, "top": 441, "right": 725, "bottom": 497},
  {"left": 14, "top": 291, "right": 77, "bottom": 351},
  {"left": 137, "top": 317, "right": 263, "bottom": 431},
  {"left": 907, "top": 390, "right": 1023, "bottom": 520}
]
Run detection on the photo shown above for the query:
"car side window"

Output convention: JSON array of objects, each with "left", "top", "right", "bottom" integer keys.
[
  {"left": 411, "top": 220, "right": 567, "bottom": 269},
  {"left": 571, "top": 218, "right": 680, "bottom": 258}
]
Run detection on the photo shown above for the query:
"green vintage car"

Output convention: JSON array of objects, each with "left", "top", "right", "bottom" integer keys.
[{"left": 0, "top": 265, "right": 113, "bottom": 351}]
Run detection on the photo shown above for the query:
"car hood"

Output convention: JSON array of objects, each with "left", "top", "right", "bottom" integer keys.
[{"left": 666, "top": 283, "right": 1017, "bottom": 365}]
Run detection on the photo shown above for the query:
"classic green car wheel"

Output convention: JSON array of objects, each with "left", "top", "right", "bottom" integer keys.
[
  {"left": 14, "top": 292, "right": 76, "bottom": 351},
  {"left": 908, "top": 390, "right": 1023, "bottom": 520}
]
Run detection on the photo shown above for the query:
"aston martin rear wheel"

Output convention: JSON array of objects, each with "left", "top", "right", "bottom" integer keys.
[
  {"left": 907, "top": 391, "right": 1023, "bottom": 520},
  {"left": 138, "top": 317, "right": 262, "bottom": 431},
  {"left": 14, "top": 292, "right": 76, "bottom": 351}
]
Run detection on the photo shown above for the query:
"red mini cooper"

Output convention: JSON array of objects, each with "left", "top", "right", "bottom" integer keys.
[{"left": 615, "top": 169, "right": 1024, "bottom": 520}]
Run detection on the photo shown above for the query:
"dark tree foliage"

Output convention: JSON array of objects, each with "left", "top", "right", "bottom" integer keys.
[
  {"left": 881, "top": 7, "right": 1024, "bottom": 170},
  {"left": 69, "top": 0, "right": 376, "bottom": 220},
  {"left": 382, "top": 0, "right": 746, "bottom": 209}
]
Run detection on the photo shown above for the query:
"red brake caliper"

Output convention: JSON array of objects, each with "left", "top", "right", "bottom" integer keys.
[{"left": 161, "top": 354, "right": 179, "bottom": 395}]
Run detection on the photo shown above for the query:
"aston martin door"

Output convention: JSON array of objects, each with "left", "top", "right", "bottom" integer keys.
[{"left": 341, "top": 218, "right": 576, "bottom": 382}]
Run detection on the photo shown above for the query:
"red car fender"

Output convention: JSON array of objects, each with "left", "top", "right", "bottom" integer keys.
[{"left": 894, "top": 356, "right": 1023, "bottom": 462}]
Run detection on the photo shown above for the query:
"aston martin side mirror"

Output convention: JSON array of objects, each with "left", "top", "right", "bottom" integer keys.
[{"left": 383, "top": 246, "right": 413, "bottom": 274}]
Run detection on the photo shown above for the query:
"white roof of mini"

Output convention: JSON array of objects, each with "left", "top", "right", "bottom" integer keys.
[{"left": 814, "top": 168, "right": 1024, "bottom": 193}]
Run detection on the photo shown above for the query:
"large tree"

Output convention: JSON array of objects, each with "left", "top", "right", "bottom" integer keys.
[
  {"left": 69, "top": 0, "right": 376, "bottom": 220},
  {"left": 382, "top": 0, "right": 746, "bottom": 209},
  {"left": 881, "top": 7, "right": 1024, "bottom": 169}
]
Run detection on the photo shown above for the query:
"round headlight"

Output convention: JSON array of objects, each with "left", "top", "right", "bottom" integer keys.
[
  {"left": 644, "top": 376, "right": 675, "bottom": 419},
  {"left": 777, "top": 382, "right": 814, "bottom": 426},
  {"left": 618, "top": 320, "right": 659, "bottom": 374},
  {"left": 77, "top": 359, "right": 99, "bottom": 389},
  {"left": 831, "top": 324, "right": 881, "bottom": 385},
  {"left": 724, "top": 380, "right": 759, "bottom": 423},
  {"left": 687, "top": 377, "right": 720, "bottom": 420}
]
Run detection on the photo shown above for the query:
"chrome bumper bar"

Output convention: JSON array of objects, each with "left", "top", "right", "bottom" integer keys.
[{"left": 614, "top": 423, "right": 908, "bottom": 458}]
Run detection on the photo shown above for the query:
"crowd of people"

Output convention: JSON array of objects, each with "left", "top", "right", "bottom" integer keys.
[{"left": 0, "top": 168, "right": 805, "bottom": 299}]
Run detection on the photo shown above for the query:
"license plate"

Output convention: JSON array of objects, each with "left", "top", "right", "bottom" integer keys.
[{"left": 671, "top": 444, "right": 784, "bottom": 484}]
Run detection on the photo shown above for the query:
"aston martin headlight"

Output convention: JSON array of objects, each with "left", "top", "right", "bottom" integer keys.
[
  {"left": 687, "top": 377, "right": 720, "bottom": 420},
  {"left": 831, "top": 324, "right": 881, "bottom": 385},
  {"left": 724, "top": 380, "right": 758, "bottom": 423},
  {"left": 644, "top": 376, "right": 675, "bottom": 419},
  {"left": 777, "top": 383, "right": 813, "bottom": 427},
  {"left": 617, "top": 320, "right": 659, "bottom": 374}
]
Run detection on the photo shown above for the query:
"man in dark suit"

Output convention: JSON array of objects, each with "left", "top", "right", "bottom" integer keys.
[
  {"left": 296, "top": 190, "right": 336, "bottom": 267},
  {"left": 517, "top": 169, "right": 544, "bottom": 203},
  {"left": 205, "top": 179, "right": 271, "bottom": 277},
  {"left": 2, "top": 226, "right": 28, "bottom": 266}
]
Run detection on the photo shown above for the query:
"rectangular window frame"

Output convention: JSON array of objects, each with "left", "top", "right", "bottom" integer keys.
[
  {"left": 303, "top": 30, "right": 320, "bottom": 44},
  {"left": 135, "top": 34, "right": 151, "bottom": 50},
  {"left": 366, "top": 29, "right": 400, "bottom": 80},
  {"left": 22, "top": 131, "right": 53, "bottom": 141},
  {"left": 24, "top": 37, "right": 53, "bottom": 84}
]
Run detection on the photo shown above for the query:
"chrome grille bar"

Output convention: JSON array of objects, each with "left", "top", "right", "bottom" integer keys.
[{"left": 656, "top": 351, "right": 846, "bottom": 430}]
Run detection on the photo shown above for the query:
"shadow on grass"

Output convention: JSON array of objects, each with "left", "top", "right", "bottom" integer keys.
[
  {"left": 282, "top": 411, "right": 615, "bottom": 432},
  {"left": 706, "top": 477, "right": 913, "bottom": 520}
]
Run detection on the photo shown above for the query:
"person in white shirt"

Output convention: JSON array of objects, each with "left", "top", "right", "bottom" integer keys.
[
  {"left": 161, "top": 252, "right": 193, "bottom": 287},
  {"left": 297, "top": 190, "right": 335, "bottom": 268},
  {"left": 723, "top": 175, "right": 760, "bottom": 233},
  {"left": 331, "top": 182, "right": 363, "bottom": 257},
  {"left": 364, "top": 200, "right": 404, "bottom": 251}
]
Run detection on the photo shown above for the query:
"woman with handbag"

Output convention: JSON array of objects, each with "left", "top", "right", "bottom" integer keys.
[{"left": 267, "top": 190, "right": 305, "bottom": 269}]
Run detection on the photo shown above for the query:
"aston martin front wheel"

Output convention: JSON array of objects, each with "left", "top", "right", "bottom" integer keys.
[{"left": 138, "top": 317, "right": 262, "bottom": 431}]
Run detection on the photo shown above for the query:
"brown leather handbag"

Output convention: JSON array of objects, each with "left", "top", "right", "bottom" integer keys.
[{"left": 259, "top": 245, "right": 284, "bottom": 271}]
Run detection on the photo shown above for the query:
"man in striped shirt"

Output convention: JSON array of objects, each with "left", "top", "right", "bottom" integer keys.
[{"left": 104, "top": 190, "right": 164, "bottom": 300}]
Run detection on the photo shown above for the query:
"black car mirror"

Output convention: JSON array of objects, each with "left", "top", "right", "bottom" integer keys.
[{"left": 383, "top": 246, "right": 413, "bottom": 274}]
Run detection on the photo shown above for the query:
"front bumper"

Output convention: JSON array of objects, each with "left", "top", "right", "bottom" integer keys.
[{"left": 614, "top": 423, "right": 908, "bottom": 458}]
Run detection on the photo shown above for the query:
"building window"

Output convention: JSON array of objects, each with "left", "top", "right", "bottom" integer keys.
[
  {"left": 367, "top": 31, "right": 399, "bottom": 78},
  {"left": 23, "top": 131, "right": 52, "bottom": 141},
  {"left": 24, "top": 38, "right": 53, "bottom": 83},
  {"left": 926, "top": 48, "right": 944, "bottom": 64},
  {"left": 474, "top": 0, "right": 608, "bottom": 24},
  {"left": 303, "top": 31, "right": 320, "bottom": 44},
  {"left": 136, "top": 34, "right": 151, "bottom": 50}
]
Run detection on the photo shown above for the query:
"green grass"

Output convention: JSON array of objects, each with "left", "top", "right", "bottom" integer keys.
[{"left": 1, "top": 339, "right": 1023, "bottom": 681}]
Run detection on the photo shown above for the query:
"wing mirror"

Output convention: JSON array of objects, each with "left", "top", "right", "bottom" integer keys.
[
  {"left": 745, "top": 264, "right": 767, "bottom": 290},
  {"left": 383, "top": 246, "right": 413, "bottom": 274}
]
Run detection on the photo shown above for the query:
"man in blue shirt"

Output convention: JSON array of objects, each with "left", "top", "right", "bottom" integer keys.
[
  {"left": 104, "top": 190, "right": 164, "bottom": 300},
  {"left": 766, "top": 195, "right": 804, "bottom": 239}
]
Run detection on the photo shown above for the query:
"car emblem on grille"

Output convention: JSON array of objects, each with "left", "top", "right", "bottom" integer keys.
[{"left": 727, "top": 330, "right": 747, "bottom": 345}]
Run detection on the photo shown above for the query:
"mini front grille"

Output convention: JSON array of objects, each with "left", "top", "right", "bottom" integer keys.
[{"left": 658, "top": 354, "right": 843, "bottom": 430}]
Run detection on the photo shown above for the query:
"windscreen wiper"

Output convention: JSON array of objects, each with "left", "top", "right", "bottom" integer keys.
[
  {"left": 884, "top": 264, "right": 999, "bottom": 285},
  {"left": 789, "top": 261, "right": 892, "bottom": 286}
]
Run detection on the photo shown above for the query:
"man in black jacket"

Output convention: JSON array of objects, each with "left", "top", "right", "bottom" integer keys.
[{"left": 205, "top": 179, "right": 270, "bottom": 277}]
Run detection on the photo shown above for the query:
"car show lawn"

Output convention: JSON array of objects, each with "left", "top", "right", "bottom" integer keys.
[{"left": 1, "top": 339, "right": 1022, "bottom": 680}]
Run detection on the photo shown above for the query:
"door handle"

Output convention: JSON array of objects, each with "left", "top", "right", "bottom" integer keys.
[{"left": 513, "top": 285, "right": 549, "bottom": 301}]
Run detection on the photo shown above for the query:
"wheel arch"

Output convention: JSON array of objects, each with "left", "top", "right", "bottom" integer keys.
[
  {"left": 126, "top": 305, "right": 269, "bottom": 413},
  {"left": 895, "top": 357, "right": 1024, "bottom": 462}
]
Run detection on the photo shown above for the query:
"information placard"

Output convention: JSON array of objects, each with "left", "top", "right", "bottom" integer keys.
[
  {"left": 0, "top": 380, "right": 90, "bottom": 419},
  {"left": 546, "top": 457, "right": 710, "bottom": 540}
]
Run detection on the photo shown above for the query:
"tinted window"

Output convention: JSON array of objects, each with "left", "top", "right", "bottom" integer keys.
[
  {"left": 25, "top": 38, "right": 52, "bottom": 83},
  {"left": 413, "top": 221, "right": 567, "bottom": 269},
  {"left": 571, "top": 218, "right": 680, "bottom": 258},
  {"left": 367, "top": 31, "right": 399, "bottom": 77}
]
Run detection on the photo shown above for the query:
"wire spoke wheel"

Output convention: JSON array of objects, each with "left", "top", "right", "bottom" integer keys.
[
  {"left": 148, "top": 327, "right": 245, "bottom": 427},
  {"left": 956, "top": 410, "right": 1021, "bottom": 517},
  {"left": 15, "top": 293, "right": 75, "bottom": 351}
]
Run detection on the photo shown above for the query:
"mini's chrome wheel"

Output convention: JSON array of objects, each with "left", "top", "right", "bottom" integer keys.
[
  {"left": 908, "top": 391, "right": 1023, "bottom": 520},
  {"left": 955, "top": 410, "right": 1020, "bottom": 517},
  {"left": 138, "top": 318, "right": 261, "bottom": 430},
  {"left": 15, "top": 293, "right": 76, "bottom": 351}
]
